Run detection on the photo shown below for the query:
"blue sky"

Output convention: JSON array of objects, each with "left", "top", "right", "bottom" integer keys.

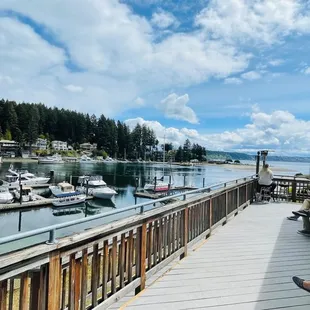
[{"left": 1, "top": 0, "right": 310, "bottom": 154}]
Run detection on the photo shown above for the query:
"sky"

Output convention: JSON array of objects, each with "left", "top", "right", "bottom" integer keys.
[{"left": 1, "top": 0, "right": 310, "bottom": 155}]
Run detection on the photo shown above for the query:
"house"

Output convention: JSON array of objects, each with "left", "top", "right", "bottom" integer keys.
[
  {"left": 51, "top": 140, "right": 68, "bottom": 151},
  {"left": 30, "top": 138, "right": 48, "bottom": 150},
  {"left": 0, "top": 140, "right": 19, "bottom": 156},
  {"left": 80, "top": 142, "right": 97, "bottom": 152}
]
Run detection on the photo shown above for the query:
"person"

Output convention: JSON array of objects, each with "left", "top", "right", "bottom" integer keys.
[
  {"left": 292, "top": 276, "right": 310, "bottom": 293},
  {"left": 258, "top": 164, "right": 276, "bottom": 194},
  {"left": 292, "top": 203, "right": 310, "bottom": 236},
  {"left": 287, "top": 198, "right": 310, "bottom": 221}
]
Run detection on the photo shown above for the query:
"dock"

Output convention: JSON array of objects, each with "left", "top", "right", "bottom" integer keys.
[
  {"left": 0, "top": 195, "right": 93, "bottom": 212},
  {"left": 113, "top": 201, "right": 310, "bottom": 310}
]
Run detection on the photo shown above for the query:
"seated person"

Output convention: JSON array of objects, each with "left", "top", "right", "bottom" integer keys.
[
  {"left": 287, "top": 198, "right": 310, "bottom": 221},
  {"left": 291, "top": 201, "right": 310, "bottom": 236},
  {"left": 258, "top": 164, "right": 276, "bottom": 195}
]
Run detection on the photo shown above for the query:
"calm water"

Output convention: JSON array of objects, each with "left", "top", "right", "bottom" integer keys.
[{"left": 0, "top": 159, "right": 308, "bottom": 254}]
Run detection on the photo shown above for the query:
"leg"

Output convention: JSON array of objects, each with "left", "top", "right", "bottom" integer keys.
[
  {"left": 302, "top": 216, "right": 310, "bottom": 231},
  {"left": 288, "top": 199, "right": 310, "bottom": 221},
  {"left": 270, "top": 182, "right": 276, "bottom": 193}
]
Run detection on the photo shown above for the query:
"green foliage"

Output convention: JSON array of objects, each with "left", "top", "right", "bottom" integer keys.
[{"left": 4, "top": 129, "right": 12, "bottom": 140}]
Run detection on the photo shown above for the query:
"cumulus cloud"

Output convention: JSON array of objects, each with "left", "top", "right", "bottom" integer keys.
[
  {"left": 241, "top": 71, "right": 261, "bottom": 80},
  {"left": 159, "top": 93, "right": 199, "bottom": 124},
  {"left": 224, "top": 77, "right": 243, "bottom": 85},
  {"left": 125, "top": 109, "right": 310, "bottom": 154},
  {"left": 151, "top": 9, "right": 178, "bottom": 29},
  {"left": 303, "top": 67, "right": 310, "bottom": 75}
]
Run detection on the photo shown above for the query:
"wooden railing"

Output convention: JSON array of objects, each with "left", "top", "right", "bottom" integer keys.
[
  {"left": 0, "top": 178, "right": 255, "bottom": 310},
  {"left": 273, "top": 175, "right": 310, "bottom": 202}
]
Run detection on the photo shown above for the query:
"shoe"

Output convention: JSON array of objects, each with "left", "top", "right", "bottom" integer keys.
[
  {"left": 293, "top": 211, "right": 310, "bottom": 218},
  {"left": 292, "top": 276, "right": 310, "bottom": 293},
  {"left": 287, "top": 216, "right": 299, "bottom": 221},
  {"left": 297, "top": 230, "right": 310, "bottom": 237}
]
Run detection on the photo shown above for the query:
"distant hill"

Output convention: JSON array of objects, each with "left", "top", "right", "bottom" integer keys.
[
  {"left": 206, "top": 150, "right": 310, "bottom": 163},
  {"left": 206, "top": 150, "right": 254, "bottom": 161}
]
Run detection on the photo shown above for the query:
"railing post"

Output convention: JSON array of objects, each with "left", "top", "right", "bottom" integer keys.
[
  {"left": 0, "top": 280, "right": 7, "bottom": 310},
  {"left": 46, "top": 229, "right": 58, "bottom": 245},
  {"left": 203, "top": 178, "right": 205, "bottom": 188},
  {"left": 20, "top": 272, "right": 30, "bottom": 310},
  {"left": 136, "top": 223, "right": 147, "bottom": 294},
  {"left": 48, "top": 251, "right": 61, "bottom": 310},
  {"left": 183, "top": 194, "right": 186, "bottom": 201},
  {"left": 225, "top": 190, "right": 228, "bottom": 221},
  {"left": 30, "top": 271, "right": 41, "bottom": 310},
  {"left": 236, "top": 187, "right": 240, "bottom": 214},
  {"left": 209, "top": 197, "right": 213, "bottom": 232},
  {"left": 180, "top": 207, "right": 188, "bottom": 259},
  {"left": 292, "top": 179, "right": 297, "bottom": 202}
]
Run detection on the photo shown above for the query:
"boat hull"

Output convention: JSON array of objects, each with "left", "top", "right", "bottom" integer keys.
[{"left": 52, "top": 195, "right": 86, "bottom": 207}]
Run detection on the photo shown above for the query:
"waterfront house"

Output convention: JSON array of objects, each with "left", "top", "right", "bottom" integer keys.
[
  {"left": 51, "top": 140, "right": 68, "bottom": 151},
  {"left": 0, "top": 139, "right": 19, "bottom": 157},
  {"left": 80, "top": 142, "right": 97, "bottom": 152}
]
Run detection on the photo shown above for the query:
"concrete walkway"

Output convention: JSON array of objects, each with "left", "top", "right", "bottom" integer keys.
[{"left": 120, "top": 202, "right": 310, "bottom": 310}]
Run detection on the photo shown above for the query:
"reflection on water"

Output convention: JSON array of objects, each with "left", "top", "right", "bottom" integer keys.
[{"left": 0, "top": 160, "right": 307, "bottom": 254}]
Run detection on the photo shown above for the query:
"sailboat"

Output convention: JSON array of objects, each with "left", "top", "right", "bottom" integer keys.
[{"left": 144, "top": 138, "right": 171, "bottom": 192}]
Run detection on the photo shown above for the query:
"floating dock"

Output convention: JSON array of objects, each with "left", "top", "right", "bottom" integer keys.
[{"left": 0, "top": 196, "right": 94, "bottom": 212}]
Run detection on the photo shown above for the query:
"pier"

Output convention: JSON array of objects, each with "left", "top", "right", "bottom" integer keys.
[{"left": 0, "top": 175, "right": 310, "bottom": 309}]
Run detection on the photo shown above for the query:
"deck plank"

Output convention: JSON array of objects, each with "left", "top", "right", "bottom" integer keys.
[{"left": 122, "top": 202, "right": 310, "bottom": 309}]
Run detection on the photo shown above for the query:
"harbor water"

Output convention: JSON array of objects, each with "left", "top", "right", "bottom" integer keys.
[{"left": 0, "top": 160, "right": 308, "bottom": 254}]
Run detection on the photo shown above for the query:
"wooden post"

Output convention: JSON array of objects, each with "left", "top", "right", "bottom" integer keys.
[
  {"left": 48, "top": 251, "right": 61, "bottom": 310},
  {"left": 236, "top": 187, "right": 240, "bottom": 214},
  {"left": 180, "top": 208, "right": 188, "bottom": 259},
  {"left": 111, "top": 237, "right": 117, "bottom": 294},
  {"left": 225, "top": 190, "right": 228, "bottom": 221},
  {"left": 136, "top": 223, "right": 147, "bottom": 294},
  {"left": 69, "top": 254, "right": 76, "bottom": 310},
  {"left": 19, "top": 272, "right": 30, "bottom": 310},
  {"left": 120, "top": 233, "right": 126, "bottom": 289},
  {"left": 0, "top": 280, "right": 7, "bottom": 310},
  {"left": 80, "top": 249, "right": 88, "bottom": 310},
  {"left": 292, "top": 179, "right": 297, "bottom": 202},
  {"left": 30, "top": 271, "right": 41, "bottom": 310},
  {"left": 209, "top": 198, "right": 213, "bottom": 232}
]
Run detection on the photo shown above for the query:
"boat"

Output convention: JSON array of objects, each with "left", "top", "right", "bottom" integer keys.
[
  {"left": 1, "top": 165, "right": 50, "bottom": 188},
  {"left": 0, "top": 187, "right": 14, "bottom": 204},
  {"left": 52, "top": 195, "right": 86, "bottom": 207},
  {"left": 76, "top": 176, "right": 117, "bottom": 200},
  {"left": 12, "top": 186, "right": 39, "bottom": 202},
  {"left": 79, "top": 155, "right": 97, "bottom": 164},
  {"left": 38, "top": 153, "right": 64, "bottom": 164},
  {"left": 49, "top": 182, "right": 80, "bottom": 198}
]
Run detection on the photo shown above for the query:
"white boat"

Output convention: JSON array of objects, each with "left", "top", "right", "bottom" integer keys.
[
  {"left": 0, "top": 187, "right": 14, "bottom": 204},
  {"left": 144, "top": 180, "right": 170, "bottom": 192},
  {"left": 79, "top": 155, "right": 97, "bottom": 164},
  {"left": 52, "top": 195, "right": 86, "bottom": 207},
  {"left": 49, "top": 182, "right": 80, "bottom": 198},
  {"left": 76, "top": 176, "right": 117, "bottom": 200},
  {"left": 38, "top": 153, "right": 64, "bottom": 164},
  {"left": 1, "top": 165, "right": 50, "bottom": 188}
]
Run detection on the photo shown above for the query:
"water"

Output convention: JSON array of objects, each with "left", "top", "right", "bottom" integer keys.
[{"left": 0, "top": 159, "right": 308, "bottom": 254}]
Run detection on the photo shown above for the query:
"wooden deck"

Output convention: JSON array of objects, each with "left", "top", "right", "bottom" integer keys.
[{"left": 119, "top": 202, "right": 310, "bottom": 309}]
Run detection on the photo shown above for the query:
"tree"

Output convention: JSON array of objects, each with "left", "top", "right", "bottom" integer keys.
[
  {"left": 27, "top": 105, "right": 40, "bottom": 154},
  {"left": 183, "top": 139, "right": 192, "bottom": 162}
]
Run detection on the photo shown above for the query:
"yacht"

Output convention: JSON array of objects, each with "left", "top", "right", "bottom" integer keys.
[
  {"left": 79, "top": 155, "right": 97, "bottom": 164},
  {"left": 38, "top": 153, "right": 64, "bottom": 164},
  {"left": 0, "top": 187, "right": 14, "bottom": 204},
  {"left": 49, "top": 182, "right": 80, "bottom": 198},
  {"left": 76, "top": 176, "right": 117, "bottom": 200},
  {"left": 1, "top": 165, "right": 50, "bottom": 188}
]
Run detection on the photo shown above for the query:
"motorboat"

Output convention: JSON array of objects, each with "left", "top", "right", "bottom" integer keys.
[
  {"left": 52, "top": 194, "right": 86, "bottom": 207},
  {"left": 38, "top": 153, "right": 64, "bottom": 164},
  {"left": 79, "top": 155, "right": 97, "bottom": 164},
  {"left": 76, "top": 176, "right": 117, "bottom": 200},
  {"left": 1, "top": 165, "right": 50, "bottom": 188},
  {"left": 144, "top": 180, "right": 170, "bottom": 192},
  {"left": 49, "top": 182, "right": 80, "bottom": 198},
  {"left": 12, "top": 186, "right": 38, "bottom": 202},
  {"left": 0, "top": 187, "right": 14, "bottom": 204}
]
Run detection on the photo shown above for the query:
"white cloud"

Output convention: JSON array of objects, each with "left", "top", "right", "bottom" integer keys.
[
  {"left": 64, "top": 84, "right": 83, "bottom": 92},
  {"left": 0, "top": 75, "right": 13, "bottom": 85},
  {"left": 134, "top": 97, "right": 145, "bottom": 106},
  {"left": 125, "top": 109, "right": 310, "bottom": 154},
  {"left": 159, "top": 93, "right": 199, "bottom": 124},
  {"left": 269, "top": 59, "right": 284, "bottom": 66},
  {"left": 151, "top": 10, "right": 178, "bottom": 29},
  {"left": 224, "top": 77, "right": 243, "bottom": 85},
  {"left": 241, "top": 71, "right": 261, "bottom": 80},
  {"left": 195, "top": 0, "right": 310, "bottom": 45}
]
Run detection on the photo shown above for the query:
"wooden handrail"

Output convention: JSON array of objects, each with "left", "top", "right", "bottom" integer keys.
[{"left": 0, "top": 179, "right": 255, "bottom": 310}]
